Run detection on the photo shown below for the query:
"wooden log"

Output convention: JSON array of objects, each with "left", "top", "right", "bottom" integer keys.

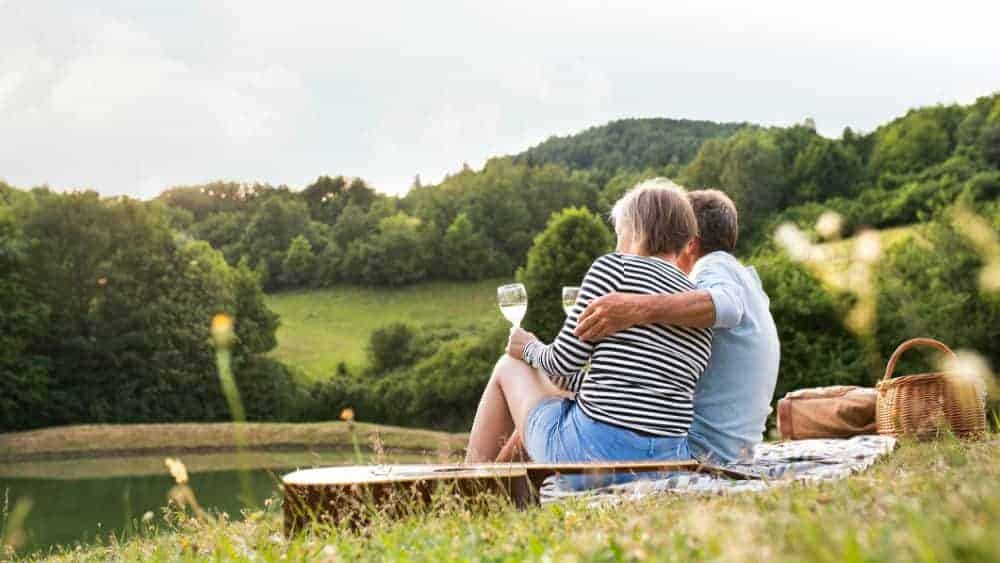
[{"left": 282, "top": 460, "right": 756, "bottom": 535}]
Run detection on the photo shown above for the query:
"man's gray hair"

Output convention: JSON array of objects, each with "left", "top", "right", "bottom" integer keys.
[
  {"left": 610, "top": 178, "right": 698, "bottom": 256},
  {"left": 688, "top": 189, "right": 739, "bottom": 253}
]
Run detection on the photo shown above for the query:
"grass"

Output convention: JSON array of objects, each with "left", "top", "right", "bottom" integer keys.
[
  {"left": 15, "top": 436, "right": 997, "bottom": 562},
  {"left": 264, "top": 279, "right": 504, "bottom": 379}
]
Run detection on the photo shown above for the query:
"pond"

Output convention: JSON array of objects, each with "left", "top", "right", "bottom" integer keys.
[{"left": 0, "top": 449, "right": 426, "bottom": 556}]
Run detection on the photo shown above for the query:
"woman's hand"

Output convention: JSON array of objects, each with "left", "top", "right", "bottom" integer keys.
[{"left": 506, "top": 327, "right": 539, "bottom": 359}]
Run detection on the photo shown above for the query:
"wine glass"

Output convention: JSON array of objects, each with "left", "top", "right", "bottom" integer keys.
[
  {"left": 562, "top": 286, "right": 580, "bottom": 316},
  {"left": 497, "top": 283, "right": 528, "bottom": 328}
]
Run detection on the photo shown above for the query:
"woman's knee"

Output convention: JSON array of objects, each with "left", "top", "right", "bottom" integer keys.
[{"left": 492, "top": 354, "right": 520, "bottom": 379}]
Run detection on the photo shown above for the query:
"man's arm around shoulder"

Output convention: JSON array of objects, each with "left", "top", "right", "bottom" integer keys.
[
  {"left": 574, "top": 290, "right": 716, "bottom": 340},
  {"left": 574, "top": 258, "right": 746, "bottom": 340}
]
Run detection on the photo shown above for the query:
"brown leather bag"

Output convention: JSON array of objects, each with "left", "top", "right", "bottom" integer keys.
[{"left": 777, "top": 385, "right": 877, "bottom": 440}]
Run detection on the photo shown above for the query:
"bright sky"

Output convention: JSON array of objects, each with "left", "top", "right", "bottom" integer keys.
[{"left": 1, "top": 1, "right": 998, "bottom": 198}]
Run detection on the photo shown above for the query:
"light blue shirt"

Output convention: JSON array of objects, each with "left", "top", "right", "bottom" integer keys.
[{"left": 687, "top": 251, "right": 780, "bottom": 463}]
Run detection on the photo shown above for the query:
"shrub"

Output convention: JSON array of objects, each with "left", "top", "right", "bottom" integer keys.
[
  {"left": 750, "top": 251, "right": 868, "bottom": 398},
  {"left": 305, "top": 321, "right": 507, "bottom": 430},
  {"left": 367, "top": 323, "right": 418, "bottom": 374},
  {"left": 874, "top": 215, "right": 1000, "bottom": 373},
  {"left": 518, "top": 207, "right": 613, "bottom": 340}
]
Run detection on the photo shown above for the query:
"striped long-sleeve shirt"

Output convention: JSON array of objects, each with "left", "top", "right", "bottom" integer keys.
[{"left": 522, "top": 253, "right": 713, "bottom": 437}]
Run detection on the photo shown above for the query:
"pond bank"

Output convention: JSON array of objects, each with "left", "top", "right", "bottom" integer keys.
[{"left": 0, "top": 422, "right": 467, "bottom": 463}]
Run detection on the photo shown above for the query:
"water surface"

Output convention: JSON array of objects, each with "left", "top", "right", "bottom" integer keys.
[{"left": 1, "top": 449, "right": 428, "bottom": 556}]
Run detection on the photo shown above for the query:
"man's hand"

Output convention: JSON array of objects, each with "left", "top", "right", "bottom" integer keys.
[
  {"left": 574, "top": 293, "right": 648, "bottom": 340},
  {"left": 506, "top": 327, "right": 539, "bottom": 359}
]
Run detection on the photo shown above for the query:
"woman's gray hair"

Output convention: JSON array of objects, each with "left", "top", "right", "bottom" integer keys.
[{"left": 610, "top": 178, "right": 698, "bottom": 256}]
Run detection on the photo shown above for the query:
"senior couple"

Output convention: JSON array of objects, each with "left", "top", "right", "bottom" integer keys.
[{"left": 465, "top": 179, "right": 780, "bottom": 473}]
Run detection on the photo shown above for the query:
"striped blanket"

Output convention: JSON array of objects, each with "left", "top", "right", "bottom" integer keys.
[{"left": 540, "top": 435, "right": 897, "bottom": 503}]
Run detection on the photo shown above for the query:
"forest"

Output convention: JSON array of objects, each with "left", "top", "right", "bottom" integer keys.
[{"left": 2, "top": 93, "right": 999, "bottom": 432}]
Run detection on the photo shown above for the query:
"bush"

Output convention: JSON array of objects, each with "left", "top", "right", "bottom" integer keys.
[
  {"left": 305, "top": 321, "right": 507, "bottom": 430},
  {"left": 518, "top": 207, "right": 613, "bottom": 340},
  {"left": 234, "top": 357, "right": 303, "bottom": 421},
  {"left": 750, "top": 251, "right": 868, "bottom": 398},
  {"left": 874, "top": 215, "right": 1000, "bottom": 373},
  {"left": 367, "top": 323, "right": 418, "bottom": 374}
]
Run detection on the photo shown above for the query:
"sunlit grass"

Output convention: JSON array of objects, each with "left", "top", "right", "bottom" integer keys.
[
  {"left": 264, "top": 279, "right": 504, "bottom": 379},
  {"left": 19, "top": 437, "right": 999, "bottom": 562}
]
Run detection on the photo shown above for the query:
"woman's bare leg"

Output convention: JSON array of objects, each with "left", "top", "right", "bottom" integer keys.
[
  {"left": 495, "top": 433, "right": 528, "bottom": 462},
  {"left": 465, "top": 355, "right": 564, "bottom": 463}
]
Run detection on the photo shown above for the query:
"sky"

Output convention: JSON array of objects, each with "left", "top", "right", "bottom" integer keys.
[{"left": 1, "top": 1, "right": 998, "bottom": 199}]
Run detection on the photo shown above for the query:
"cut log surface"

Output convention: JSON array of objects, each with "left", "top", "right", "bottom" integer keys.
[
  {"left": 282, "top": 460, "right": 755, "bottom": 535},
  {"left": 283, "top": 464, "right": 530, "bottom": 485}
]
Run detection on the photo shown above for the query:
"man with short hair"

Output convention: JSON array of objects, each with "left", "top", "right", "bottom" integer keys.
[{"left": 574, "top": 189, "right": 780, "bottom": 463}]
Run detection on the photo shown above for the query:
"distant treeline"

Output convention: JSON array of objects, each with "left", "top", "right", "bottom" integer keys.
[
  {"left": 153, "top": 94, "right": 1000, "bottom": 292},
  {"left": 2, "top": 93, "right": 999, "bottom": 431}
]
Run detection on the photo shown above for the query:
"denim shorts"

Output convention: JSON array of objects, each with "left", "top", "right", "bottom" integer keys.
[{"left": 524, "top": 396, "right": 691, "bottom": 489}]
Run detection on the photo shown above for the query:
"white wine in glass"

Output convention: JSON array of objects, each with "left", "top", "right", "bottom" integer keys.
[
  {"left": 497, "top": 283, "right": 528, "bottom": 327},
  {"left": 562, "top": 286, "right": 580, "bottom": 316}
]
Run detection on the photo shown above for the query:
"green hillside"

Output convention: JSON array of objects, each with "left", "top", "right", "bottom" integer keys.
[
  {"left": 513, "top": 117, "right": 748, "bottom": 175},
  {"left": 265, "top": 279, "right": 504, "bottom": 379}
]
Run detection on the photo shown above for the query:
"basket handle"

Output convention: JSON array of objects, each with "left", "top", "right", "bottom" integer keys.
[{"left": 882, "top": 338, "right": 957, "bottom": 382}]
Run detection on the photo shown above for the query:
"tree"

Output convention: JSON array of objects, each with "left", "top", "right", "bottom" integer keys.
[
  {"left": 717, "top": 131, "right": 787, "bottom": 236},
  {"left": 231, "top": 257, "right": 280, "bottom": 357},
  {"left": 341, "top": 213, "right": 430, "bottom": 285},
  {"left": 871, "top": 111, "right": 953, "bottom": 176},
  {"left": 679, "top": 137, "right": 727, "bottom": 189},
  {"left": 346, "top": 178, "right": 377, "bottom": 209},
  {"left": 4, "top": 190, "right": 285, "bottom": 430},
  {"left": 461, "top": 164, "right": 534, "bottom": 265},
  {"left": 518, "top": 207, "right": 613, "bottom": 339},
  {"left": 281, "top": 235, "right": 317, "bottom": 287},
  {"left": 0, "top": 204, "right": 51, "bottom": 430},
  {"left": 441, "top": 213, "right": 492, "bottom": 280},
  {"left": 792, "top": 137, "right": 863, "bottom": 202},
  {"left": 301, "top": 175, "right": 347, "bottom": 223},
  {"left": 241, "top": 196, "right": 311, "bottom": 288},
  {"left": 979, "top": 120, "right": 1000, "bottom": 167},
  {"left": 331, "top": 203, "right": 376, "bottom": 247}
]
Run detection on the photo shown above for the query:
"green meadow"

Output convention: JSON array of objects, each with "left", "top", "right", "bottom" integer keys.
[
  {"left": 263, "top": 225, "right": 918, "bottom": 381},
  {"left": 19, "top": 436, "right": 997, "bottom": 562},
  {"left": 264, "top": 279, "right": 505, "bottom": 379}
]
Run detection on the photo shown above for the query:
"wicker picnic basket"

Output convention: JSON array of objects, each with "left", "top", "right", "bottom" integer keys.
[{"left": 876, "top": 338, "right": 987, "bottom": 440}]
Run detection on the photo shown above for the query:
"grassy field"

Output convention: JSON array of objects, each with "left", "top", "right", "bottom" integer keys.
[
  {"left": 265, "top": 229, "right": 924, "bottom": 381},
  {"left": 265, "top": 279, "right": 504, "bottom": 379},
  {"left": 15, "top": 436, "right": 997, "bottom": 562}
]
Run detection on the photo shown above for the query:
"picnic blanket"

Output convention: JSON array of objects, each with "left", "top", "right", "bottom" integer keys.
[{"left": 540, "top": 435, "right": 897, "bottom": 503}]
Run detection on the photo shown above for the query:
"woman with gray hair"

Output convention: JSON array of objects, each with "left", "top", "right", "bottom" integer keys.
[{"left": 466, "top": 179, "right": 713, "bottom": 468}]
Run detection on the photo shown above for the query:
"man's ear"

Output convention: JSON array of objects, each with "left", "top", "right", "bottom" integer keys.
[
  {"left": 678, "top": 238, "right": 700, "bottom": 273},
  {"left": 684, "top": 238, "right": 701, "bottom": 262},
  {"left": 686, "top": 238, "right": 700, "bottom": 257}
]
